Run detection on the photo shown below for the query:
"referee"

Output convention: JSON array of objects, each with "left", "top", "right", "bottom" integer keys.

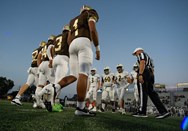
[{"left": 132, "top": 47, "right": 170, "bottom": 119}]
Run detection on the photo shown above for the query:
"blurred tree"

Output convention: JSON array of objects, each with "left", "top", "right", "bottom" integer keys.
[{"left": 0, "top": 77, "right": 14, "bottom": 98}]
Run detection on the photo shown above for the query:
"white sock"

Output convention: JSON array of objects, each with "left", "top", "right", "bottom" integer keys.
[
  {"left": 89, "top": 104, "right": 93, "bottom": 108},
  {"left": 15, "top": 94, "right": 21, "bottom": 99},
  {"left": 35, "top": 87, "right": 43, "bottom": 105},
  {"left": 55, "top": 84, "right": 61, "bottom": 92},
  {"left": 102, "top": 103, "right": 105, "bottom": 109},
  {"left": 77, "top": 101, "right": 85, "bottom": 109}
]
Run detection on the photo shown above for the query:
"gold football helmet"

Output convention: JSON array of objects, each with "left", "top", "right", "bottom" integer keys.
[
  {"left": 63, "top": 24, "right": 70, "bottom": 31},
  {"left": 48, "top": 35, "right": 56, "bottom": 41},
  {"left": 40, "top": 41, "right": 46, "bottom": 47},
  {"left": 80, "top": 5, "right": 92, "bottom": 14}
]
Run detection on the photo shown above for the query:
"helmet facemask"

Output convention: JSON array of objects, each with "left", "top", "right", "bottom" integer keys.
[
  {"left": 91, "top": 70, "right": 96, "bottom": 76},
  {"left": 40, "top": 41, "right": 46, "bottom": 47},
  {"left": 133, "top": 66, "right": 138, "bottom": 72},
  {"left": 104, "top": 69, "right": 109, "bottom": 75},
  {"left": 117, "top": 66, "right": 123, "bottom": 73}
]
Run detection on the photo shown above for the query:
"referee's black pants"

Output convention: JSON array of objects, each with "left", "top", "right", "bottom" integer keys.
[{"left": 138, "top": 68, "right": 167, "bottom": 114}]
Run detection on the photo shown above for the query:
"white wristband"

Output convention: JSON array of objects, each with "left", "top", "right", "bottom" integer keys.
[{"left": 96, "top": 45, "right": 100, "bottom": 51}]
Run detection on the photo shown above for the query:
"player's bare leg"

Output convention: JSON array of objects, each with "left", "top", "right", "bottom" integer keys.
[
  {"left": 75, "top": 74, "right": 96, "bottom": 116},
  {"left": 77, "top": 74, "right": 88, "bottom": 103},
  {"left": 58, "top": 75, "right": 77, "bottom": 90}
]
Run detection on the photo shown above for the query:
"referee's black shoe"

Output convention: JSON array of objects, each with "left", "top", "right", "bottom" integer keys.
[
  {"left": 132, "top": 111, "right": 148, "bottom": 118},
  {"left": 155, "top": 112, "right": 170, "bottom": 119}
]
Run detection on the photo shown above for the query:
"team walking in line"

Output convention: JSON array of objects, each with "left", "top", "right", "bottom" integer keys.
[{"left": 11, "top": 5, "right": 170, "bottom": 119}]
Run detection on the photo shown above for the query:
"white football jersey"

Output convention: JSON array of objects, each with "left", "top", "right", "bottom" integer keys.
[
  {"left": 130, "top": 70, "right": 138, "bottom": 84},
  {"left": 115, "top": 71, "right": 129, "bottom": 87},
  {"left": 102, "top": 73, "right": 114, "bottom": 87},
  {"left": 89, "top": 74, "right": 100, "bottom": 87}
]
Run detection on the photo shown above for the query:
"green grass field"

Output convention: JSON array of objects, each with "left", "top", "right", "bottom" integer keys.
[{"left": 0, "top": 100, "right": 183, "bottom": 131}]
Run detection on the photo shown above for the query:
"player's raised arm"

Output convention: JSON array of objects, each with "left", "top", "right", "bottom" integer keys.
[{"left": 88, "top": 10, "right": 100, "bottom": 60}]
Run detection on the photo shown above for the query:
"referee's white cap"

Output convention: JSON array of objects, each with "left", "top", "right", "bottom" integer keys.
[{"left": 132, "top": 47, "right": 144, "bottom": 55}]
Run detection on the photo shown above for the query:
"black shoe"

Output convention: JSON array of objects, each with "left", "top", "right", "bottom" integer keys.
[
  {"left": 154, "top": 113, "right": 161, "bottom": 118},
  {"left": 44, "top": 101, "right": 52, "bottom": 112},
  {"left": 133, "top": 112, "right": 148, "bottom": 118},
  {"left": 52, "top": 84, "right": 57, "bottom": 101},
  {"left": 155, "top": 112, "right": 170, "bottom": 119},
  {"left": 112, "top": 109, "right": 116, "bottom": 113},
  {"left": 98, "top": 108, "right": 105, "bottom": 113},
  {"left": 75, "top": 107, "right": 96, "bottom": 116}
]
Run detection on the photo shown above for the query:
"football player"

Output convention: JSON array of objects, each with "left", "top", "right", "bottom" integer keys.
[
  {"left": 130, "top": 63, "right": 140, "bottom": 109},
  {"left": 37, "top": 25, "right": 70, "bottom": 112},
  {"left": 99, "top": 66, "right": 116, "bottom": 113},
  {"left": 114, "top": 64, "right": 130, "bottom": 114},
  {"left": 35, "top": 35, "right": 56, "bottom": 108},
  {"left": 11, "top": 41, "right": 46, "bottom": 107},
  {"left": 40, "top": 5, "right": 100, "bottom": 116},
  {"left": 85, "top": 68, "right": 100, "bottom": 112}
]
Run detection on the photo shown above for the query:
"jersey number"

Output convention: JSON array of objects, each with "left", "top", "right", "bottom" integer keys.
[
  {"left": 104, "top": 77, "right": 111, "bottom": 82},
  {"left": 42, "top": 46, "right": 47, "bottom": 59},
  {"left": 55, "top": 36, "right": 63, "bottom": 52},
  {"left": 32, "top": 50, "right": 38, "bottom": 62},
  {"left": 91, "top": 78, "right": 94, "bottom": 83},
  {"left": 118, "top": 75, "right": 122, "bottom": 82}
]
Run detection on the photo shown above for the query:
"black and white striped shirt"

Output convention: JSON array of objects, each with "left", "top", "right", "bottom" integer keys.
[{"left": 137, "top": 52, "right": 154, "bottom": 69}]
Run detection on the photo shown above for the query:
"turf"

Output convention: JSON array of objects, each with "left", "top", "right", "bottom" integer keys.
[{"left": 0, "top": 100, "right": 183, "bottom": 131}]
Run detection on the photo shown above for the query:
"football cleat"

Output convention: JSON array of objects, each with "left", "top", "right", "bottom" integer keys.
[
  {"left": 90, "top": 107, "right": 97, "bottom": 112},
  {"left": 118, "top": 108, "right": 126, "bottom": 114},
  {"left": 11, "top": 98, "right": 22, "bottom": 106},
  {"left": 38, "top": 102, "right": 46, "bottom": 109},
  {"left": 112, "top": 109, "right": 116, "bottom": 113},
  {"left": 75, "top": 107, "right": 96, "bottom": 116},
  {"left": 44, "top": 101, "right": 52, "bottom": 112},
  {"left": 33, "top": 102, "right": 37, "bottom": 108},
  {"left": 88, "top": 104, "right": 93, "bottom": 111},
  {"left": 98, "top": 108, "right": 105, "bottom": 113},
  {"left": 121, "top": 110, "right": 126, "bottom": 115}
]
